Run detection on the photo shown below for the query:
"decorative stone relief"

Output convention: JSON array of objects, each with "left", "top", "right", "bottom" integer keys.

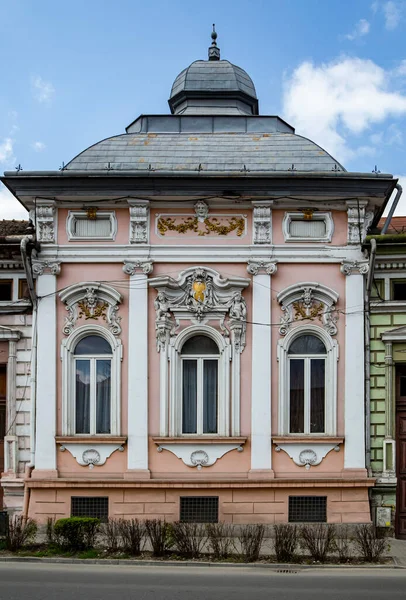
[
  {"left": 340, "top": 261, "right": 369, "bottom": 276},
  {"left": 156, "top": 204, "right": 247, "bottom": 239},
  {"left": 247, "top": 260, "right": 277, "bottom": 276},
  {"left": 194, "top": 200, "right": 209, "bottom": 222},
  {"left": 129, "top": 201, "right": 149, "bottom": 244},
  {"left": 30, "top": 203, "right": 56, "bottom": 243},
  {"left": 32, "top": 260, "right": 61, "bottom": 276},
  {"left": 253, "top": 204, "right": 272, "bottom": 244},
  {"left": 60, "top": 443, "right": 124, "bottom": 469},
  {"left": 123, "top": 260, "right": 153, "bottom": 276},
  {"left": 156, "top": 443, "right": 244, "bottom": 470},
  {"left": 275, "top": 443, "right": 341, "bottom": 470},
  {"left": 277, "top": 282, "right": 339, "bottom": 336},
  {"left": 347, "top": 202, "right": 374, "bottom": 245},
  {"left": 149, "top": 267, "right": 250, "bottom": 352},
  {"left": 59, "top": 282, "right": 123, "bottom": 336}
]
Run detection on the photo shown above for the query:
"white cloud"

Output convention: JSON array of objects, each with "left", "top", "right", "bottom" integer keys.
[
  {"left": 0, "top": 184, "right": 28, "bottom": 220},
  {"left": 0, "top": 138, "right": 14, "bottom": 164},
  {"left": 383, "top": 1, "right": 402, "bottom": 29},
  {"left": 395, "top": 59, "right": 406, "bottom": 76},
  {"left": 31, "top": 75, "right": 55, "bottom": 103},
  {"left": 32, "top": 141, "right": 46, "bottom": 152},
  {"left": 346, "top": 19, "right": 370, "bottom": 40},
  {"left": 282, "top": 56, "right": 406, "bottom": 162}
]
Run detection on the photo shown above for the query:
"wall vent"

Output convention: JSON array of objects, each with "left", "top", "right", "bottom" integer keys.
[
  {"left": 71, "top": 496, "right": 108, "bottom": 520},
  {"left": 180, "top": 496, "right": 219, "bottom": 523},
  {"left": 288, "top": 496, "right": 327, "bottom": 523}
]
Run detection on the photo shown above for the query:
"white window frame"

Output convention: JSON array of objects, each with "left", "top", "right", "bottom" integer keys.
[
  {"left": 288, "top": 352, "right": 326, "bottom": 434},
  {"left": 169, "top": 325, "right": 231, "bottom": 437},
  {"left": 74, "top": 351, "right": 112, "bottom": 435},
  {"left": 66, "top": 211, "right": 117, "bottom": 241},
  {"left": 61, "top": 324, "right": 122, "bottom": 436},
  {"left": 282, "top": 212, "right": 334, "bottom": 243},
  {"left": 277, "top": 325, "right": 338, "bottom": 436}
]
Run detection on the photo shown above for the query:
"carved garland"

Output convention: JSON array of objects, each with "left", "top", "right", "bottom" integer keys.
[{"left": 157, "top": 216, "right": 245, "bottom": 237}]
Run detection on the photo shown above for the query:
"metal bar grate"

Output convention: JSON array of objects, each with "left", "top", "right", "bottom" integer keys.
[
  {"left": 180, "top": 496, "right": 219, "bottom": 523},
  {"left": 71, "top": 496, "right": 108, "bottom": 520},
  {"left": 288, "top": 496, "right": 327, "bottom": 523}
]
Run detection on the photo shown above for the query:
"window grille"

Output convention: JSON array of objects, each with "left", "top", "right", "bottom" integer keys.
[
  {"left": 288, "top": 496, "right": 327, "bottom": 523},
  {"left": 71, "top": 496, "right": 108, "bottom": 520},
  {"left": 180, "top": 496, "right": 219, "bottom": 523}
]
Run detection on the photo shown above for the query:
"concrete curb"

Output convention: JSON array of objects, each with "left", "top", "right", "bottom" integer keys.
[{"left": 0, "top": 556, "right": 403, "bottom": 570}]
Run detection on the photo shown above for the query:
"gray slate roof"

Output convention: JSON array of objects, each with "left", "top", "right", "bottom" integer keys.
[
  {"left": 170, "top": 60, "right": 257, "bottom": 99},
  {"left": 65, "top": 132, "right": 344, "bottom": 173}
]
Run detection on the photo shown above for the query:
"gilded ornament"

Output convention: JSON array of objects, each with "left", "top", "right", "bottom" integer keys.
[{"left": 157, "top": 215, "right": 245, "bottom": 237}]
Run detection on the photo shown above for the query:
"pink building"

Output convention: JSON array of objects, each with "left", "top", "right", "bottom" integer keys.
[{"left": 1, "top": 32, "right": 398, "bottom": 524}]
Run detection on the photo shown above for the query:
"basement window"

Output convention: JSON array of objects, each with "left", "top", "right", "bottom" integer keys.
[
  {"left": 66, "top": 211, "right": 117, "bottom": 241},
  {"left": 71, "top": 496, "right": 109, "bottom": 520},
  {"left": 282, "top": 212, "right": 334, "bottom": 243},
  {"left": 288, "top": 496, "right": 327, "bottom": 523},
  {"left": 180, "top": 497, "right": 219, "bottom": 523}
]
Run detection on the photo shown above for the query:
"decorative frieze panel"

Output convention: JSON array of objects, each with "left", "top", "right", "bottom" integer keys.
[
  {"left": 30, "top": 203, "right": 56, "bottom": 243},
  {"left": 156, "top": 201, "right": 247, "bottom": 239},
  {"left": 59, "top": 443, "right": 125, "bottom": 469},
  {"left": 156, "top": 442, "right": 244, "bottom": 470},
  {"left": 347, "top": 202, "right": 374, "bottom": 245},
  {"left": 59, "top": 282, "right": 123, "bottom": 335},
  {"left": 129, "top": 201, "right": 149, "bottom": 244},
  {"left": 149, "top": 266, "right": 250, "bottom": 352},
  {"left": 253, "top": 203, "right": 272, "bottom": 244},
  {"left": 274, "top": 442, "right": 341, "bottom": 470},
  {"left": 277, "top": 282, "right": 339, "bottom": 336}
]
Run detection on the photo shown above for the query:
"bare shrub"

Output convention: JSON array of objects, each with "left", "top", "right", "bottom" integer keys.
[
  {"left": 101, "top": 519, "right": 122, "bottom": 553},
  {"left": 300, "top": 524, "right": 336, "bottom": 562},
  {"left": 118, "top": 519, "right": 145, "bottom": 556},
  {"left": 6, "top": 516, "right": 37, "bottom": 552},
  {"left": 237, "top": 524, "right": 265, "bottom": 562},
  {"left": 206, "top": 522, "right": 234, "bottom": 559},
  {"left": 145, "top": 519, "right": 171, "bottom": 557},
  {"left": 273, "top": 524, "right": 299, "bottom": 562},
  {"left": 353, "top": 524, "right": 388, "bottom": 562},
  {"left": 333, "top": 525, "right": 352, "bottom": 562},
  {"left": 170, "top": 522, "right": 207, "bottom": 558}
]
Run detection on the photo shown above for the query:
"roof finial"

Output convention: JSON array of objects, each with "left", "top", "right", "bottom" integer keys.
[{"left": 208, "top": 23, "right": 220, "bottom": 61}]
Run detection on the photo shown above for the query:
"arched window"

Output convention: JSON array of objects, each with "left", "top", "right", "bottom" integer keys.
[
  {"left": 181, "top": 335, "right": 219, "bottom": 434},
  {"left": 288, "top": 334, "right": 326, "bottom": 434},
  {"left": 74, "top": 335, "right": 112, "bottom": 434}
]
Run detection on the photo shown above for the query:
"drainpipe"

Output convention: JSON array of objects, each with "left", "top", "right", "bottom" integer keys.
[
  {"left": 365, "top": 238, "right": 377, "bottom": 477},
  {"left": 20, "top": 236, "right": 38, "bottom": 519},
  {"left": 381, "top": 184, "right": 403, "bottom": 234}
]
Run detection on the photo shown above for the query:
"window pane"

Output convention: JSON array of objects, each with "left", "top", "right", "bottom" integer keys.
[
  {"left": 75, "top": 335, "right": 111, "bottom": 355},
  {"left": 290, "top": 220, "right": 326, "bottom": 238},
  {"left": 290, "top": 359, "right": 304, "bottom": 433},
  {"left": 182, "top": 360, "right": 197, "bottom": 434},
  {"left": 289, "top": 335, "right": 326, "bottom": 355},
  {"left": 203, "top": 360, "right": 218, "bottom": 434},
  {"left": 76, "top": 360, "right": 90, "bottom": 434},
  {"left": 181, "top": 335, "right": 219, "bottom": 355},
  {"left": 96, "top": 360, "right": 111, "bottom": 434},
  {"left": 393, "top": 282, "right": 406, "bottom": 301},
  {"left": 0, "top": 281, "right": 12, "bottom": 301},
  {"left": 310, "top": 359, "right": 325, "bottom": 433}
]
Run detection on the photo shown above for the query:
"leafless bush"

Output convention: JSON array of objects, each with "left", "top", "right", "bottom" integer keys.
[
  {"left": 118, "top": 519, "right": 145, "bottom": 556},
  {"left": 170, "top": 522, "right": 207, "bottom": 558},
  {"left": 101, "top": 519, "right": 122, "bottom": 553},
  {"left": 237, "top": 524, "right": 265, "bottom": 562},
  {"left": 333, "top": 525, "right": 352, "bottom": 562},
  {"left": 6, "top": 516, "right": 37, "bottom": 552},
  {"left": 353, "top": 524, "right": 388, "bottom": 562},
  {"left": 145, "top": 519, "right": 171, "bottom": 557},
  {"left": 300, "top": 524, "right": 336, "bottom": 562},
  {"left": 206, "top": 522, "right": 234, "bottom": 559},
  {"left": 273, "top": 524, "right": 299, "bottom": 562}
]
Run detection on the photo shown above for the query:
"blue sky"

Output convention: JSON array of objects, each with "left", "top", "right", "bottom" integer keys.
[{"left": 1, "top": 0, "right": 406, "bottom": 217}]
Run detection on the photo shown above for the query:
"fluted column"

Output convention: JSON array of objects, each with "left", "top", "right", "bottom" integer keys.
[{"left": 123, "top": 260, "right": 153, "bottom": 477}]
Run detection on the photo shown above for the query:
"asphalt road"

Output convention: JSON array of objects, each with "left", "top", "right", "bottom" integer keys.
[{"left": 0, "top": 562, "right": 405, "bottom": 600}]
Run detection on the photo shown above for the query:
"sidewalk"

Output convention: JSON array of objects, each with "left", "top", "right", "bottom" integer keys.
[{"left": 388, "top": 538, "right": 406, "bottom": 567}]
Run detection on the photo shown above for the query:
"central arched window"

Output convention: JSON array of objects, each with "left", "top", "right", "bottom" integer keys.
[
  {"left": 288, "top": 334, "right": 326, "bottom": 434},
  {"left": 181, "top": 335, "right": 219, "bottom": 434},
  {"left": 74, "top": 335, "right": 112, "bottom": 434}
]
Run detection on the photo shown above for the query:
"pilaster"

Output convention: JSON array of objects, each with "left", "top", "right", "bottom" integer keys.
[
  {"left": 247, "top": 260, "right": 277, "bottom": 476},
  {"left": 128, "top": 200, "right": 150, "bottom": 244},
  {"left": 123, "top": 260, "right": 153, "bottom": 477}
]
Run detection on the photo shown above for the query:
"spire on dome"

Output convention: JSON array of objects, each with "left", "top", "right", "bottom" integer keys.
[{"left": 208, "top": 24, "right": 220, "bottom": 61}]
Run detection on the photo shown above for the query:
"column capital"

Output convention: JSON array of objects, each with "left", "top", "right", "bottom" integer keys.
[
  {"left": 32, "top": 259, "right": 61, "bottom": 276},
  {"left": 247, "top": 260, "right": 277, "bottom": 276},
  {"left": 123, "top": 260, "right": 153, "bottom": 276},
  {"left": 340, "top": 260, "right": 369, "bottom": 276}
]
